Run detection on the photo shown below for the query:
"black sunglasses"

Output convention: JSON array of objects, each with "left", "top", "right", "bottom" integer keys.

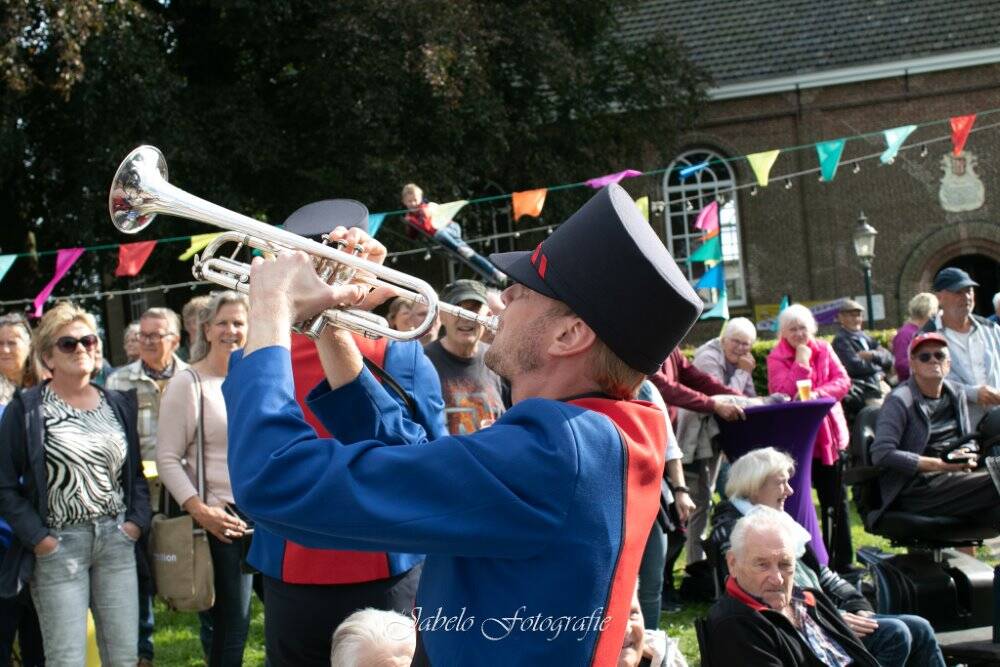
[
  {"left": 915, "top": 350, "right": 948, "bottom": 363},
  {"left": 55, "top": 334, "right": 99, "bottom": 354}
]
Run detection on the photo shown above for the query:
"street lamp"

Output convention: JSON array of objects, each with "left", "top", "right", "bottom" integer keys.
[{"left": 852, "top": 211, "right": 878, "bottom": 319}]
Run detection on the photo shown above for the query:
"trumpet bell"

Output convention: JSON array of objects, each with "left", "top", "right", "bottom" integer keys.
[{"left": 109, "top": 145, "right": 168, "bottom": 234}]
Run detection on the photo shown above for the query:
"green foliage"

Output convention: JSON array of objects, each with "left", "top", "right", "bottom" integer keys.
[
  {"left": 0, "top": 0, "right": 708, "bottom": 309},
  {"left": 683, "top": 329, "right": 899, "bottom": 397}
]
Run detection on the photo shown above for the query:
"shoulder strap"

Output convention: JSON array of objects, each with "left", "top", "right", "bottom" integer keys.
[
  {"left": 184, "top": 368, "right": 206, "bottom": 501},
  {"left": 353, "top": 336, "right": 417, "bottom": 415}
]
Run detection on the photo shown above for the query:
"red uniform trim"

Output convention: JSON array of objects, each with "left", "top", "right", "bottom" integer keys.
[
  {"left": 283, "top": 334, "right": 392, "bottom": 584},
  {"left": 568, "top": 398, "right": 665, "bottom": 667}
]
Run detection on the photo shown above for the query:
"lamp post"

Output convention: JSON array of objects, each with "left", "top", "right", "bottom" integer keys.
[{"left": 852, "top": 211, "right": 878, "bottom": 320}]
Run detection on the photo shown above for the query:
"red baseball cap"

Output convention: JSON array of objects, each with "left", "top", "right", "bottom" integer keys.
[{"left": 909, "top": 332, "right": 948, "bottom": 356}]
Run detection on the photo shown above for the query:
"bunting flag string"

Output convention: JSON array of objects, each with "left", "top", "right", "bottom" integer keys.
[
  {"left": 115, "top": 241, "right": 157, "bottom": 277},
  {"left": 951, "top": 114, "right": 976, "bottom": 155},
  {"left": 33, "top": 248, "right": 84, "bottom": 317},
  {"left": 3, "top": 106, "right": 1000, "bottom": 305}
]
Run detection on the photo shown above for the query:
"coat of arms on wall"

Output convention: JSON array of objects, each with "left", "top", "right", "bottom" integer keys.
[{"left": 940, "top": 151, "right": 985, "bottom": 212}]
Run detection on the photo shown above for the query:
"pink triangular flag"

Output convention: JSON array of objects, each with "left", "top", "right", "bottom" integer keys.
[
  {"left": 694, "top": 201, "right": 719, "bottom": 232},
  {"left": 33, "top": 248, "right": 84, "bottom": 317}
]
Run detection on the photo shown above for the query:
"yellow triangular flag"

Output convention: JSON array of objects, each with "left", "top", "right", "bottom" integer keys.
[
  {"left": 433, "top": 200, "right": 469, "bottom": 229},
  {"left": 634, "top": 196, "right": 649, "bottom": 222},
  {"left": 178, "top": 233, "right": 222, "bottom": 261},
  {"left": 746, "top": 149, "right": 780, "bottom": 187}
]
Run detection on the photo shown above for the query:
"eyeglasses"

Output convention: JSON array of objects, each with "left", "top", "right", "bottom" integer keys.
[
  {"left": 915, "top": 351, "right": 948, "bottom": 363},
  {"left": 139, "top": 332, "right": 176, "bottom": 343},
  {"left": 55, "top": 335, "right": 99, "bottom": 354}
]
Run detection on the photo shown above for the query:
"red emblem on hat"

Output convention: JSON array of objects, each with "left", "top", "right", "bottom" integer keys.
[{"left": 530, "top": 242, "right": 548, "bottom": 279}]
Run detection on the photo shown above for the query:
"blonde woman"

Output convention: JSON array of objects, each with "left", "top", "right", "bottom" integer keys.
[
  {"left": 0, "top": 302, "right": 150, "bottom": 666},
  {"left": 892, "top": 292, "right": 939, "bottom": 381},
  {"left": 157, "top": 291, "right": 251, "bottom": 666}
]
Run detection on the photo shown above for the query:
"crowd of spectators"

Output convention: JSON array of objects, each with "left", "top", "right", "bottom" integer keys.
[{"left": 0, "top": 265, "right": 998, "bottom": 665}]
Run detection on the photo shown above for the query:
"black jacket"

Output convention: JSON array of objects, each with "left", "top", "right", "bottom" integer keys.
[
  {"left": 707, "top": 501, "right": 873, "bottom": 613},
  {"left": 707, "top": 579, "right": 879, "bottom": 667},
  {"left": 0, "top": 383, "right": 151, "bottom": 598},
  {"left": 832, "top": 327, "right": 893, "bottom": 383}
]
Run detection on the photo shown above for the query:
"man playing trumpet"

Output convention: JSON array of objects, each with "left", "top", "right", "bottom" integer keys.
[{"left": 223, "top": 185, "right": 701, "bottom": 665}]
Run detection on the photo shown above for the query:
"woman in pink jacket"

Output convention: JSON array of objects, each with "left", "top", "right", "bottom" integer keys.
[{"left": 767, "top": 303, "right": 854, "bottom": 572}]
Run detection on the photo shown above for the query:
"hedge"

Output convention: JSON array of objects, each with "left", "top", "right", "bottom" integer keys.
[{"left": 682, "top": 329, "right": 899, "bottom": 397}]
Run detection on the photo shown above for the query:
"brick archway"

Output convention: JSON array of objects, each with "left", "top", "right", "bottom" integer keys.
[{"left": 896, "top": 221, "right": 1000, "bottom": 314}]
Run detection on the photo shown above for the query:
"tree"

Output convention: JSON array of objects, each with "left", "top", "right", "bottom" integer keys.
[{"left": 0, "top": 0, "right": 708, "bottom": 315}]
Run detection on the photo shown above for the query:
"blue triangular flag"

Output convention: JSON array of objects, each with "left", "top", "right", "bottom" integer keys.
[
  {"left": 880, "top": 125, "right": 917, "bottom": 164},
  {"left": 0, "top": 255, "right": 14, "bottom": 285},
  {"left": 701, "top": 293, "right": 729, "bottom": 320},
  {"left": 368, "top": 212, "right": 387, "bottom": 237},
  {"left": 694, "top": 262, "right": 725, "bottom": 290},
  {"left": 816, "top": 139, "right": 846, "bottom": 182}
]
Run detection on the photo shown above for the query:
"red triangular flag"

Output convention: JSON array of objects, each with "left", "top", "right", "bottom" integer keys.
[
  {"left": 115, "top": 240, "right": 157, "bottom": 277},
  {"left": 950, "top": 114, "right": 976, "bottom": 156}
]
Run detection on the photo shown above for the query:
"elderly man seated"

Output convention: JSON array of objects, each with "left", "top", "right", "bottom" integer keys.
[
  {"left": 833, "top": 299, "right": 894, "bottom": 416},
  {"left": 706, "top": 506, "right": 878, "bottom": 666},
  {"left": 708, "top": 448, "right": 944, "bottom": 667},
  {"left": 871, "top": 332, "right": 1000, "bottom": 527}
]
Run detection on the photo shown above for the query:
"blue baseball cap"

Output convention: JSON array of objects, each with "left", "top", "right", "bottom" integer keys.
[{"left": 932, "top": 267, "right": 979, "bottom": 292}]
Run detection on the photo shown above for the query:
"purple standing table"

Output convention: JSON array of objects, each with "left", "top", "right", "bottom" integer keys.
[{"left": 715, "top": 398, "right": 837, "bottom": 565}]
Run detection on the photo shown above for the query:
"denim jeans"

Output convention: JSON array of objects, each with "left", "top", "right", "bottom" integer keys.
[
  {"left": 637, "top": 521, "right": 667, "bottom": 630},
  {"left": 197, "top": 534, "right": 253, "bottom": 666},
  {"left": 862, "top": 613, "right": 946, "bottom": 667},
  {"left": 30, "top": 515, "right": 139, "bottom": 667}
]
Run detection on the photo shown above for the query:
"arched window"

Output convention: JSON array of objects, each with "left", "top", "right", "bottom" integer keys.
[{"left": 662, "top": 148, "right": 747, "bottom": 307}]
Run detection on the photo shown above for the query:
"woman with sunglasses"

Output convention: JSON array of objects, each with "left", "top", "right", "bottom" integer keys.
[
  {"left": 156, "top": 291, "right": 252, "bottom": 666},
  {"left": 0, "top": 302, "right": 150, "bottom": 666},
  {"left": 870, "top": 332, "right": 1000, "bottom": 529}
]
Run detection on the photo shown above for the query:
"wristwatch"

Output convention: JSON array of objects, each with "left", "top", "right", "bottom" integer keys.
[{"left": 673, "top": 485, "right": 689, "bottom": 494}]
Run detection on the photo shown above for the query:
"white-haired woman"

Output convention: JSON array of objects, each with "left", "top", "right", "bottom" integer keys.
[
  {"left": 330, "top": 607, "right": 415, "bottom": 666},
  {"left": 694, "top": 317, "right": 758, "bottom": 397},
  {"left": 157, "top": 291, "right": 251, "bottom": 666},
  {"left": 892, "top": 292, "right": 939, "bottom": 382},
  {"left": 767, "top": 304, "right": 853, "bottom": 572},
  {"left": 708, "top": 448, "right": 945, "bottom": 667}
]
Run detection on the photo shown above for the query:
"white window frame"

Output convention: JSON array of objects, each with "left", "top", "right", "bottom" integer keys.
[{"left": 662, "top": 148, "right": 748, "bottom": 307}]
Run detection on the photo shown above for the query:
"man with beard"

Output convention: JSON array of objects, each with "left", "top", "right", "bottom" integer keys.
[{"left": 222, "top": 185, "right": 702, "bottom": 666}]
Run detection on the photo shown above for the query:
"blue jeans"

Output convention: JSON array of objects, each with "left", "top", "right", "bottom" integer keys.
[
  {"left": 433, "top": 228, "right": 506, "bottom": 285},
  {"left": 197, "top": 534, "right": 253, "bottom": 666},
  {"left": 637, "top": 521, "right": 667, "bottom": 630},
  {"left": 30, "top": 515, "right": 139, "bottom": 667},
  {"left": 862, "top": 613, "right": 945, "bottom": 667}
]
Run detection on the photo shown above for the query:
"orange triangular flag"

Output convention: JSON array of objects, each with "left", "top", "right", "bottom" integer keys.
[
  {"left": 512, "top": 189, "right": 547, "bottom": 222},
  {"left": 950, "top": 114, "right": 976, "bottom": 156},
  {"left": 115, "top": 240, "right": 157, "bottom": 277}
]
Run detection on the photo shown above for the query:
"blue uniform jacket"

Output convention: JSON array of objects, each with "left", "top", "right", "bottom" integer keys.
[
  {"left": 247, "top": 338, "right": 447, "bottom": 582},
  {"left": 224, "top": 346, "right": 665, "bottom": 666}
]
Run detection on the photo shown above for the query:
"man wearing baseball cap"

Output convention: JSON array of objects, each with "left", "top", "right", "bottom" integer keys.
[
  {"left": 221, "top": 184, "right": 702, "bottom": 665},
  {"left": 833, "top": 299, "right": 894, "bottom": 415},
  {"left": 870, "top": 332, "right": 1000, "bottom": 530},
  {"left": 423, "top": 279, "right": 506, "bottom": 435},
  {"left": 924, "top": 267, "right": 1000, "bottom": 425}
]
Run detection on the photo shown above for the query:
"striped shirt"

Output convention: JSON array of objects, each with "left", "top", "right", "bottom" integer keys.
[{"left": 42, "top": 386, "right": 127, "bottom": 528}]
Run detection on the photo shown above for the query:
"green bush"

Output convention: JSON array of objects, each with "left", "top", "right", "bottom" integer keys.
[{"left": 683, "top": 329, "right": 899, "bottom": 397}]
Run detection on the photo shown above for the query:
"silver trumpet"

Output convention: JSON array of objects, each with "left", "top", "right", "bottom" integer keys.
[{"left": 109, "top": 145, "right": 498, "bottom": 340}]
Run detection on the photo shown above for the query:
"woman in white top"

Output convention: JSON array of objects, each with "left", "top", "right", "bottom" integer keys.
[{"left": 157, "top": 291, "right": 251, "bottom": 667}]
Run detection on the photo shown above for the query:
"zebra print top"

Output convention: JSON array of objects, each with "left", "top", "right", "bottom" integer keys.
[{"left": 41, "top": 385, "right": 127, "bottom": 528}]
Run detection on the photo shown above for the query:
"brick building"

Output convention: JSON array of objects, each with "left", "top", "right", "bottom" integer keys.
[{"left": 623, "top": 0, "right": 1000, "bottom": 338}]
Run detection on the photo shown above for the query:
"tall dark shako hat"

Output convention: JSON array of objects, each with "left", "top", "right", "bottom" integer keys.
[
  {"left": 489, "top": 184, "right": 703, "bottom": 375},
  {"left": 282, "top": 199, "right": 370, "bottom": 237}
]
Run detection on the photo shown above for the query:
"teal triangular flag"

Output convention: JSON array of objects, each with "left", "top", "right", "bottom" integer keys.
[
  {"left": 772, "top": 294, "right": 790, "bottom": 332},
  {"left": 816, "top": 139, "right": 846, "bottom": 182},
  {"left": 694, "top": 262, "right": 725, "bottom": 290},
  {"left": 0, "top": 255, "right": 14, "bottom": 285},
  {"left": 880, "top": 125, "right": 917, "bottom": 164},
  {"left": 368, "top": 212, "right": 387, "bottom": 237},
  {"left": 701, "top": 293, "right": 729, "bottom": 320},
  {"left": 688, "top": 236, "right": 722, "bottom": 263}
]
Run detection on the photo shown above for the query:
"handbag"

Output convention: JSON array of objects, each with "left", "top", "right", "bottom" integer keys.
[{"left": 149, "top": 369, "right": 215, "bottom": 612}]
